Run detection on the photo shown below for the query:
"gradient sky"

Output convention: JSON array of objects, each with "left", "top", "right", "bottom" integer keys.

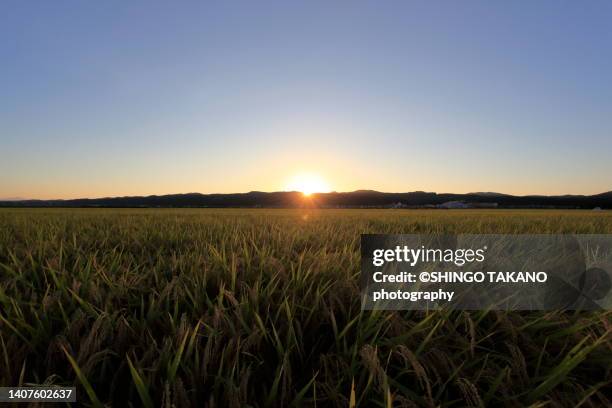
[{"left": 1, "top": 1, "right": 611, "bottom": 199}]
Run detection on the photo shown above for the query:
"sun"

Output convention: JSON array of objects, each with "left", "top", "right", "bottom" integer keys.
[{"left": 285, "top": 173, "right": 331, "bottom": 196}]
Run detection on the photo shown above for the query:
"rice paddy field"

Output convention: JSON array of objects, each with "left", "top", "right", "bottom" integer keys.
[{"left": 0, "top": 208, "right": 611, "bottom": 407}]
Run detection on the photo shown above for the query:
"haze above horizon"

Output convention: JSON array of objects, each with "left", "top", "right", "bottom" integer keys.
[
  {"left": 3, "top": 189, "right": 612, "bottom": 203},
  {"left": 2, "top": 1, "right": 611, "bottom": 199}
]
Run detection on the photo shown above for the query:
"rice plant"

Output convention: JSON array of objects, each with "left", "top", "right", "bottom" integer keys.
[{"left": 0, "top": 209, "right": 610, "bottom": 407}]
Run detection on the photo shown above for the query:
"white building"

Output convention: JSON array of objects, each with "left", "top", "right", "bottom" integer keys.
[{"left": 438, "top": 201, "right": 469, "bottom": 209}]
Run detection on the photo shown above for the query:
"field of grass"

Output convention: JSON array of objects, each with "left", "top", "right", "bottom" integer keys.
[{"left": 0, "top": 208, "right": 611, "bottom": 407}]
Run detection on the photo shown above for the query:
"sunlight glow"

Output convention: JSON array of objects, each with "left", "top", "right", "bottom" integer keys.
[{"left": 285, "top": 173, "right": 331, "bottom": 196}]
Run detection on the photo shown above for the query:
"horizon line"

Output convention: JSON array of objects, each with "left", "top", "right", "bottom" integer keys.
[{"left": 2, "top": 189, "right": 611, "bottom": 202}]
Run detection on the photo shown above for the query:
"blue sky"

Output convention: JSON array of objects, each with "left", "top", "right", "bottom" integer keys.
[{"left": 1, "top": 1, "right": 611, "bottom": 198}]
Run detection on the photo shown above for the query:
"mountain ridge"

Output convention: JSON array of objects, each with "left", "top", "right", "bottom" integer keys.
[{"left": 1, "top": 190, "right": 610, "bottom": 209}]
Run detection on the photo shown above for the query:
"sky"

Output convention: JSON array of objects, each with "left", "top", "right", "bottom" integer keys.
[{"left": 1, "top": 1, "right": 611, "bottom": 199}]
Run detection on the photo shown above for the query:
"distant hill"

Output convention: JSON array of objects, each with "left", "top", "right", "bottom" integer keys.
[
  {"left": 1, "top": 190, "right": 611, "bottom": 209},
  {"left": 468, "top": 192, "right": 510, "bottom": 197}
]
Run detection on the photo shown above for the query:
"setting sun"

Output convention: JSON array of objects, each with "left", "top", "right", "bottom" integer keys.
[{"left": 285, "top": 173, "right": 332, "bottom": 196}]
